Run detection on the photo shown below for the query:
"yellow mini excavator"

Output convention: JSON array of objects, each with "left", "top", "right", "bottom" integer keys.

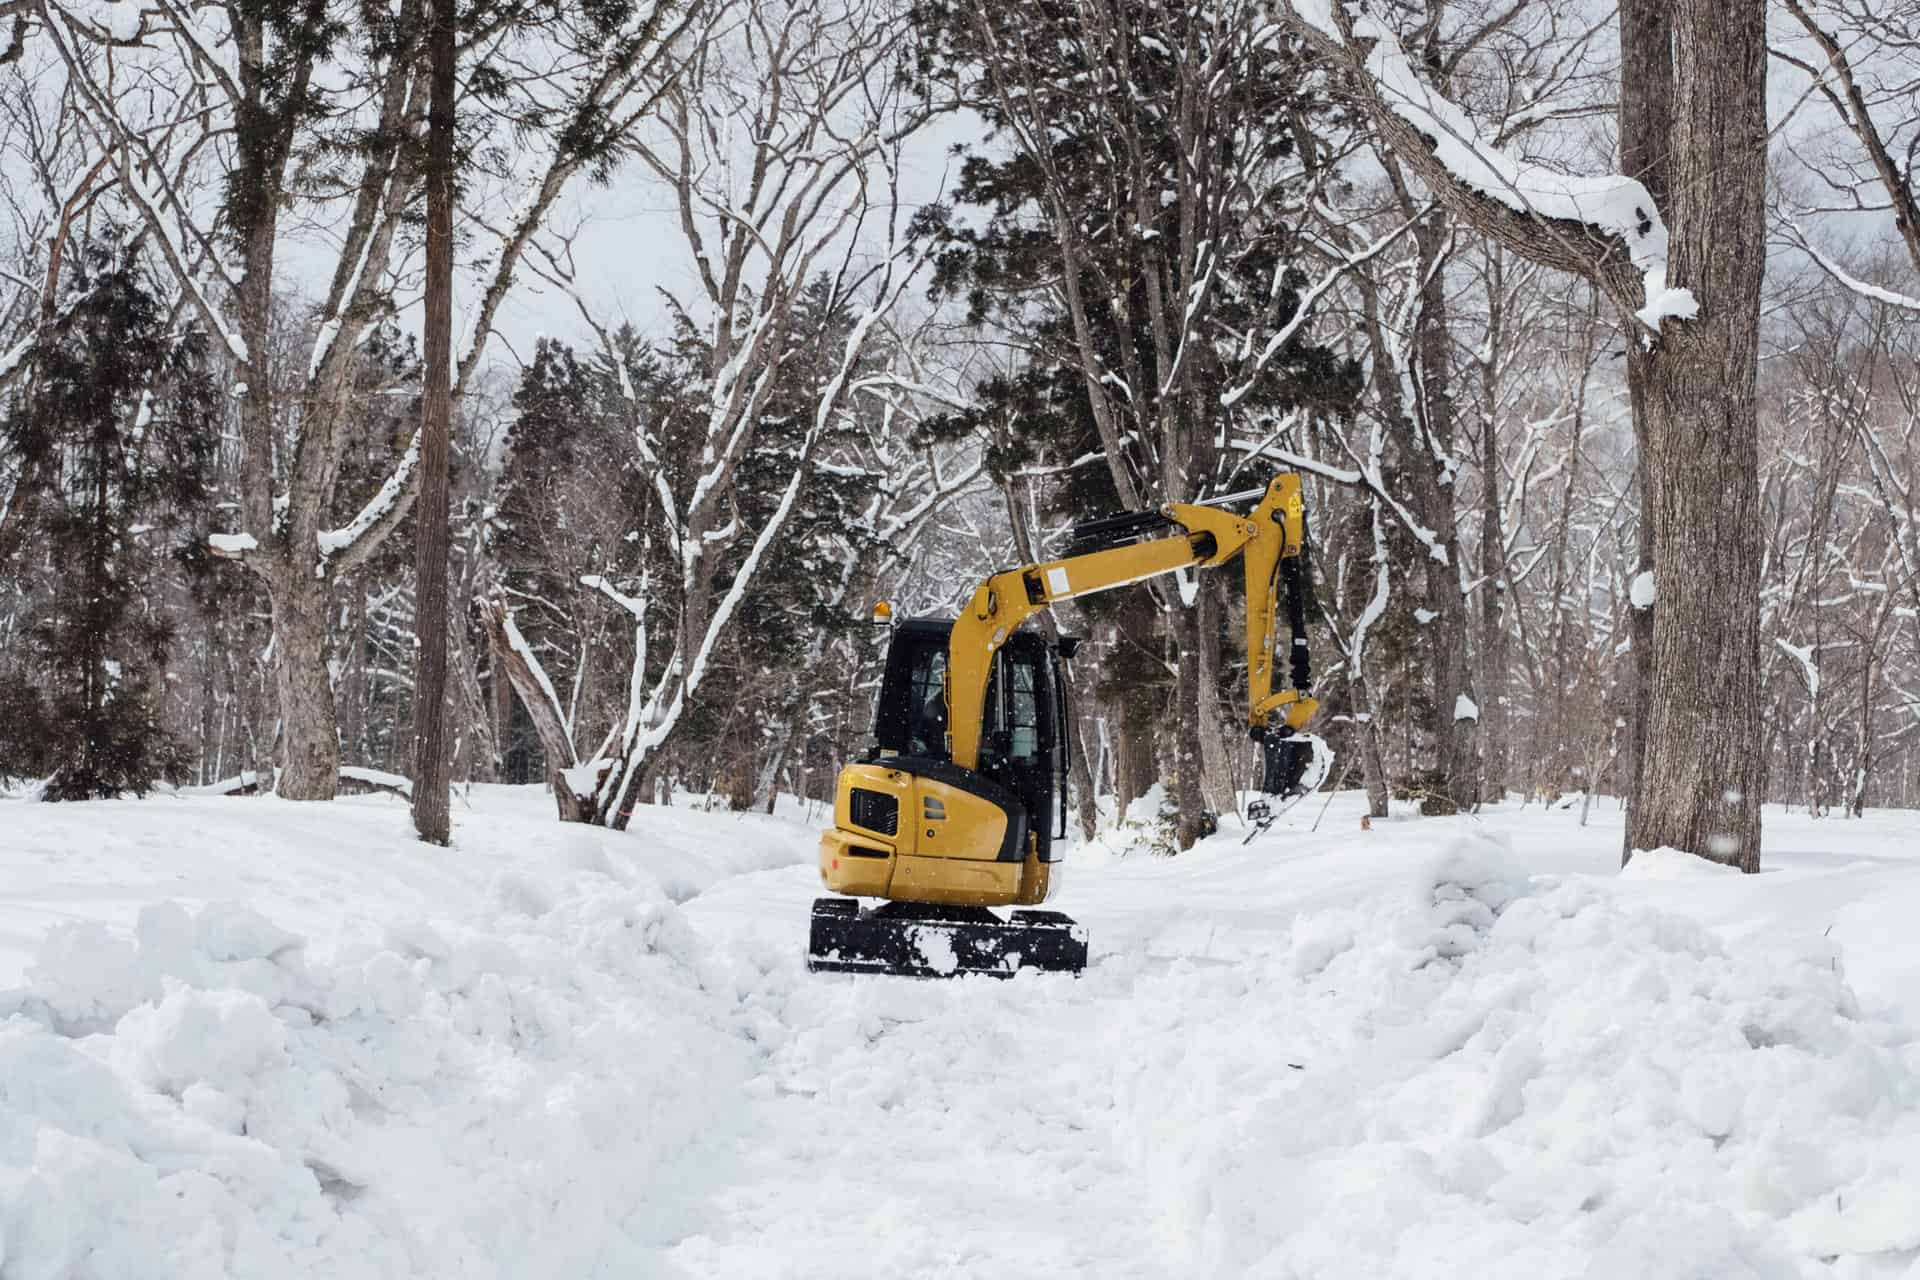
[{"left": 807, "top": 472, "right": 1322, "bottom": 978}]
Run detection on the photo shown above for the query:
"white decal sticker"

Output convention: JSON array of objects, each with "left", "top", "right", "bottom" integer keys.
[{"left": 1046, "top": 567, "right": 1071, "bottom": 596}]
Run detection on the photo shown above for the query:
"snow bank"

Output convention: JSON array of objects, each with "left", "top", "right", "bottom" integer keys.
[
  {"left": 1120, "top": 835, "right": 1920, "bottom": 1275},
  {"left": 7, "top": 787, "right": 1920, "bottom": 1277},
  {"left": 0, "top": 864, "right": 771, "bottom": 1277},
  {"left": 1621, "top": 845, "right": 1743, "bottom": 881}
]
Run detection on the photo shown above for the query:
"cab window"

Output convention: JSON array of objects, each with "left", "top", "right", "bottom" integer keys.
[{"left": 906, "top": 644, "right": 948, "bottom": 757}]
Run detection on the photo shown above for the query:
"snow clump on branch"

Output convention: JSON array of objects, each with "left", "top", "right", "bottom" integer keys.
[{"left": 1286, "top": 0, "right": 1698, "bottom": 331}]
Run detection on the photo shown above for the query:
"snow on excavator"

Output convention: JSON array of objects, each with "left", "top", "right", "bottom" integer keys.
[{"left": 807, "top": 473, "right": 1324, "bottom": 979}]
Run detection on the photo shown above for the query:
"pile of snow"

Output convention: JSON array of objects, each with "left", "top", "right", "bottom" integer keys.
[
  {"left": 1120, "top": 836, "right": 1920, "bottom": 1275},
  {"left": 5, "top": 787, "right": 1920, "bottom": 1276},
  {"left": 0, "top": 869, "right": 767, "bottom": 1277},
  {"left": 1078, "top": 783, "right": 1181, "bottom": 860}
]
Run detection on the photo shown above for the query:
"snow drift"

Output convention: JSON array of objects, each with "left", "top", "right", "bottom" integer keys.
[
  {"left": 1121, "top": 837, "right": 1920, "bottom": 1276},
  {"left": 0, "top": 857, "right": 771, "bottom": 1278},
  {"left": 3, "top": 794, "right": 1919, "bottom": 1278}
]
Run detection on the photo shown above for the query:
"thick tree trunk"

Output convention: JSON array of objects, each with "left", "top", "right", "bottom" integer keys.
[
  {"left": 1623, "top": 363, "right": 1656, "bottom": 848},
  {"left": 1062, "top": 663, "right": 1101, "bottom": 840},
  {"left": 270, "top": 584, "right": 340, "bottom": 800},
  {"left": 409, "top": 0, "right": 456, "bottom": 844},
  {"left": 1114, "top": 716, "right": 1154, "bottom": 817},
  {"left": 1621, "top": 0, "right": 1767, "bottom": 872},
  {"left": 1420, "top": 555, "right": 1479, "bottom": 812},
  {"left": 1628, "top": 347, "right": 1763, "bottom": 868},
  {"left": 1618, "top": 0, "right": 1669, "bottom": 859}
]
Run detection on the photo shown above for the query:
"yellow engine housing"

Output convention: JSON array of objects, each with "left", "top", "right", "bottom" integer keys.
[{"left": 818, "top": 761, "right": 1053, "bottom": 908}]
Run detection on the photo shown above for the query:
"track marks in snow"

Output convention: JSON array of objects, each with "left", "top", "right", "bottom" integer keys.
[
  {"left": 683, "top": 833, "right": 1920, "bottom": 1278},
  {"left": 678, "top": 964, "right": 1184, "bottom": 1278}
]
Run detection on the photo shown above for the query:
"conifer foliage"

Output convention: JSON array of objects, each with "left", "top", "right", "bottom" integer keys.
[{"left": 0, "top": 243, "right": 215, "bottom": 797}]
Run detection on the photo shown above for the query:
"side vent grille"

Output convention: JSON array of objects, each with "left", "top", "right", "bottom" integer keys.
[{"left": 848, "top": 788, "right": 899, "bottom": 836}]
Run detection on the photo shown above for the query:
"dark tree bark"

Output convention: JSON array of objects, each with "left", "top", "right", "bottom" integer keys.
[
  {"left": 1172, "top": 608, "right": 1210, "bottom": 848},
  {"left": 410, "top": 0, "right": 456, "bottom": 845},
  {"left": 1477, "top": 253, "right": 1511, "bottom": 802},
  {"left": 1409, "top": 213, "right": 1479, "bottom": 814},
  {"left": 1620, "top": 0, "right": 1767, "bottom": 871},
  {"left": 1618, "top": 0, "right": 1671, "bottom": 863}
]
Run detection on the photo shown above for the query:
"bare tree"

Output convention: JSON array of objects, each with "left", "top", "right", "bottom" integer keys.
[{"left": 27, "top": 0, "right": 694, "bottom": 798}]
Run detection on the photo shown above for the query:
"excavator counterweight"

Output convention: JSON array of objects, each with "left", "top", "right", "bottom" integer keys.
[{"left": 806, "top": 473, "right": 1323, "bottom": 979}]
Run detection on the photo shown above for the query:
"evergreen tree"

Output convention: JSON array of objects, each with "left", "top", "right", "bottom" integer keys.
[
  {"left": 0, "top": 241, "right": 216, "bottom": 798},
  {"left": 909, "top": 0, "right": 1361, "bottom": 837}
]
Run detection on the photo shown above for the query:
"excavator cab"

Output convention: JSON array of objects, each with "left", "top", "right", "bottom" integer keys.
[{"left": 874, "top": 621, "right": 1069, "bottom": 856}]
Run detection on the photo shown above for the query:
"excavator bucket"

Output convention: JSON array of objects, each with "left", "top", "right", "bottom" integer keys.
[{"left": 806, "top": 898, "right": 1088, "bottom": 978}]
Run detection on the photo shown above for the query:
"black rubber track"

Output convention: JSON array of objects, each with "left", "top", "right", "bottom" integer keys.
[{"left": 806, "top": 898, "right": 1088, "bottom": 978}]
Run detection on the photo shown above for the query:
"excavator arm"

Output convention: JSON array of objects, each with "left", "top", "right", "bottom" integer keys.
[{"left": 945, "top": 472, "right": 1319, "bottom": 773}]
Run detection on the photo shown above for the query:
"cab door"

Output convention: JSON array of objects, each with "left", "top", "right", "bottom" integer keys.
[{"left": 982, "top": 635, "right": 1058, "bottom": 861}]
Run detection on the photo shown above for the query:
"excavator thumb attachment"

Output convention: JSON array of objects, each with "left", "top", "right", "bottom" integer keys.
[
  {"left": 1244, "top": 731, "right": 1335, "bottom": 843},
  {"left": 806, "top": 898, "right": 1088, "bottom": 978}
]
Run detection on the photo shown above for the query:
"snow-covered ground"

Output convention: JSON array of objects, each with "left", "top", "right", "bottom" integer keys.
[{"left": 3, "top": 785, "right": 1920, "bottom": 1278}]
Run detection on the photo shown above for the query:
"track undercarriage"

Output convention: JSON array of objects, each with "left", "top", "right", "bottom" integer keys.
[{"left": 805, "top": 898, "right": 1088, "bottom": 978}]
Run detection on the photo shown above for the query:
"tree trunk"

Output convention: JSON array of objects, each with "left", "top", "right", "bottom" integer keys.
[
  {"left": 1621, "top": 0, "right": 1767, "bottom": 872},
  {"left": 1410, "top": 216, "right": 1479, "bottom": 813},
  {"left": 1114, "top": 716, "right": 1154, "bottom": 817},
  {"left": 410, "top": 0, "right": 456, "bottom": 845},
  {"left": 1062, "top": 662, "right": 1102, "bottom": 840},
  {"left": 270, "top": 583, "right": 340, "bottom": 800},
  {"left": 338, "top": 587, "right": 368, "bottom": 766},
  {"left": 1172, "top": 606, "right": 1209, "bottom": 849},
  {"left": 198, "top": 619, "right": 218, "bottom": 786},
  {"left": 1629, "top": 346, "right": 1763, "bottom": 867},
  {"left": 1618, "top": 0, "right": 1670, "bottom": 861},
  {"left": 1195, "top": 576, "right": 1242, "bottom": 819},
  {"left": 483, "top": 602, "right": 587, "bottom": 822},
  {"left": 1477, "top": 254, "right": 1509, "bottom": 801}
]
